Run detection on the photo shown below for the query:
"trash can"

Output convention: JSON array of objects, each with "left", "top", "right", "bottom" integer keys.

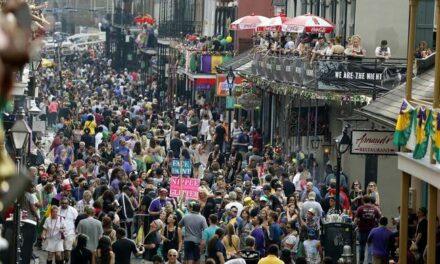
[{"left": 321, "top": 222, "right": 356, "bottom": 263}]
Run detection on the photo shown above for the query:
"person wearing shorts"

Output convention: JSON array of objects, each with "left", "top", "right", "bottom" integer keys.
[
  {"left": 179, "top": 202, "right": 208, "bottom": 264},
  {"left": 58, "top": 197, "right": 79, "bottom": 264}
]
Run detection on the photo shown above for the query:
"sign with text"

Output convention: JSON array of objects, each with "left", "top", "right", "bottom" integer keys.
[
  {"left": 194, "top": 78, "right": 216, "bottom": 91},
  {"left": 351, "top": 130, "right": 398, "bottom": 155},
  {"left": 216, "top": 74, "right": 243, "bottom": 96},
  {"left": 317, "top": 60, "right": 406, "bottom": 92},
  {"left": 169, "top": 177, "right": 200, "bottom": 200},
  {"left": 171, "top": 159, "right": 192, "bottom": 176}
]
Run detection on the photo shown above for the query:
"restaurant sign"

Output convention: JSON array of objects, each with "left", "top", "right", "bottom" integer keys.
[{"left": 351, "top": 130, "right": 398, "bottom": 155}]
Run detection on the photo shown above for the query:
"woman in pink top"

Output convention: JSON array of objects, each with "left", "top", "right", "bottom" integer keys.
[{"left": 48, "top": 98, "right": 59, "bottom": 128}]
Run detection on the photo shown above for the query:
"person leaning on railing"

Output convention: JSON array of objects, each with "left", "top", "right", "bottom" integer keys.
[
  {"left": 375, "top": 40, "right": 391, "bottom": 60},
  {"left": 415, "top": 40, "right": 432, "bottom": 59},
  {"left": 344, "top": 35, "right": 366, "bottom": 61}
]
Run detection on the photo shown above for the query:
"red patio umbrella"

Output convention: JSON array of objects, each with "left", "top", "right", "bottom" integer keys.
[
  {"left": 256, "top": 14, "right": 291, "bottom": 32},
  {"left": 134, "top": 15, "right": 156, "bottom": 25},
  {"left": 282, "top": 14, "right": 335, "bottom": 33},
  {"left": 229, "top": 13, "right": 269, "bottom": 30}
]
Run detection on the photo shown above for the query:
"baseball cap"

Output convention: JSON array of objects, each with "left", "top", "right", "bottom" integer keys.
[{"left": 63, "top": 184, "right": 72, "bottom": 191}]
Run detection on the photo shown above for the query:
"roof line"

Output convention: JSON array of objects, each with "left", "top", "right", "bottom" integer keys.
[{"left": 354, "top": 108, "right": 395, "bottom": 128}]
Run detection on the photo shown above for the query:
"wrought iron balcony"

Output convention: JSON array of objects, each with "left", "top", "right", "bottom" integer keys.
[{"left": 245, "top": 52, "right": 408, "bottom": 94}]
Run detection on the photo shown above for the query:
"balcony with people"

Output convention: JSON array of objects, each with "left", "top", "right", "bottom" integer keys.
[{"left": 222, "top": 13, "right": 435, "bottom": 96}]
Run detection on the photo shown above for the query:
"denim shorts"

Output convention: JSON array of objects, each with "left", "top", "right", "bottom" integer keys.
[{"left": 184, "top": 241, "right": 201, "bottom": 261}]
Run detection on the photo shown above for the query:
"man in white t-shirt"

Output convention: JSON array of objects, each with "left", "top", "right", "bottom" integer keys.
[
  {"left": 375, "top": 40, "right": 391, "bottom": 60},
  {"left": 59, "top": 197, "right": 78, "bottom": 264}
]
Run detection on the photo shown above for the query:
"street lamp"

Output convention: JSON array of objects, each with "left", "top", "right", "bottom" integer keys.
[
  {"left": 226, "top": 67, "right": 235, "bottom": 153},
  {"left": 334, "top": 125, "right": 351, "bottom": 213},
  {"left": 10, "top": 108, "right": 31, "bottom": 264},
  {"left": 28, "top": 104, "right": 41, "bottom": 133}
]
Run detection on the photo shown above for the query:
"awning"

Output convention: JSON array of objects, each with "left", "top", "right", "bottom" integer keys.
[
  {"left": 217, "top": 49, "right": 253, "bottom": 72},
  {"left": 355, "top": 66, "right": 435, "bottom": 127}
]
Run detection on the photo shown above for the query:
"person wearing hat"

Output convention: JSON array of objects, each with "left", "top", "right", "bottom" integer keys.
[
  {"left": 300, "top": 192, "right": 323, "bottom": 222},
  {"left": 148, "top": 188, "right": 172, "bottom": 221}
]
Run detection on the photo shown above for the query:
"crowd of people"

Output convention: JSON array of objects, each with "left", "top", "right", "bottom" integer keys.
[{"left": 1, "top": 35, "right": 435, "bottom": 264}]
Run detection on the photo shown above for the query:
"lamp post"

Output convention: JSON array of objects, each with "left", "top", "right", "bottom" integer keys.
[
  {"left": 28, "top": 104, "right": 41, "bottom": 135},
  {"left": 10, "top": 108, "right": 32, "bottom": 264},
  {"left": 226, "top": 67, "right": 235, "bottom": 153},
  {"left": 334, "top": 125, "right": 351, "bottom": 213}
]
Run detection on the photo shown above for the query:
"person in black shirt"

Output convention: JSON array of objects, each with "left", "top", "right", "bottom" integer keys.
[
  {"left": 71, "top": 234, "right": 93, "bottom": 264},
  {"left": 281, "top": 173, "right": 295, "bottom": 198},
  {"left": 175, "top": 120, "right": 188, "bottom": 135},
  {"left": 238, "top": 236, "right": 260, "bottom": 264},
  {"left": 112, "top": 228, "right": 144, "bottom": 264},
  {"left": 214, "top": 121, "right": 226, "bottom": 151},
  {"left": 207, "top": 228, "right": 226, "bottom": 264},
  {"left": 81, "top": 128, "right": 95, "bottom": 148},
  {"left": 170, "top": 132, "right": 183, "bottom": 158}
]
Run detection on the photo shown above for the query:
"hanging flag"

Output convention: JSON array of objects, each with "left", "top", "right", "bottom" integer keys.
[
  {"left": 189, "top": 53, "right": 198, "bottom": 72},
  {"left": 431, "top": 111, "right": 440, "bottom": 161},
  {"left": 211, "top": 55, "right": 224, "bottom": 73},
  {"left": 200, "top": 55, "right": 212, "bottom": 73},
  {"left": 393, "top": 99, "right": 415, "bottom": 146},
  {"left": 413, "top": 106, "right": 432, "bottom": 159}
]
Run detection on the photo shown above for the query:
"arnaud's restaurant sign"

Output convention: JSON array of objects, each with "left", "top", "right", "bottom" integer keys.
[{"left": 351, "top": 130, "right": 398, "bottom": 155}]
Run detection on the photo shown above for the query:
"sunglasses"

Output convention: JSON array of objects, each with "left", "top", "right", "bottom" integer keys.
[{"left": 168, "top": 254, "right": 177, "bottom": 257}]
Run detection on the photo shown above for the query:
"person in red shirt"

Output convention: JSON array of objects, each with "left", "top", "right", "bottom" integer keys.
[
  {"left": 355, "top": 195, "right": 381, "bottom": 264},
  {"left": 48, "top": 97, "right": 59, "bottom": 128},
  {"left": 252, "top": 128, "right": 263, "bottom": 153},
  {"left": 94, "top": 108, "right": 104, "bottom": 126}
]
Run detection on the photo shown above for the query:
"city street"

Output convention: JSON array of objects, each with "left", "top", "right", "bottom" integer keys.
[{"left": 1, "top": 0, "right": 440, "bottom": 263}]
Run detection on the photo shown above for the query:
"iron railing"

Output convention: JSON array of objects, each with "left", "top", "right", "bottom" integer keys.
[{"left": 247, "top": 53, "right": 408, "bottom": 94}]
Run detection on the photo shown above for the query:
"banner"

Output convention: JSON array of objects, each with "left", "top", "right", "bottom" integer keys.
[
  {"left": 216, "top": 74, "right": 243, "bottom": 96},
  {"left": 316, "top": 60, "right": 406, "bottom": 91},
  {"left": 194, "top": 78, "right": 216, "bottom": 91},
  {"left": 351, "top": 130, "right": 398, "bottom": 155},
  {"left": 169, "top": 177, "right": 200, "bottom": 200},
  {"left": 171, "top": 159, "right": 192, "bottom": 177}
]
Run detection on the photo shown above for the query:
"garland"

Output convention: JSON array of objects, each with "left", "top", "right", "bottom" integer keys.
[{"left": 244, "top": 75, "right": 371, "bottom": 104}]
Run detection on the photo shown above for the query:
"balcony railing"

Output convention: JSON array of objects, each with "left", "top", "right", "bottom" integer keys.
[
  {"left": 158, "top": 21, "right": 202, "bottom": 39},
  {"left": 248, "top": 53, "right": 408, "bottom": 93}
]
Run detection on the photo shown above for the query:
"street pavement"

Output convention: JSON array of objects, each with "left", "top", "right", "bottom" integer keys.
[{"left": 33, "top": 248, "right": 150, "bottom": 263}]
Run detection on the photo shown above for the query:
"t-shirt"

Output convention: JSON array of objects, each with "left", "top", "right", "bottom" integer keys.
[
  {"left": 250, "top": 227, "right": 265, "bottom": 256},
  {"left": 215, "top": 125, "right": 226, "bottom": 144},
  {"left": 355, "top": 204, "right": 381, "bottom": 233},
  {"left": 76, "top": 217, "right": 103, "bottom": 251},
  {"left": 112, "top": 238, "right": 138, "bottom": 264},
  {"left": 208, "top": 239, "right": 227, "bottom": 264},
  {"left": 257, "top": 255, "right": 284, "bottom": 264},
  {"left": 202, "top": 225, "right": 220, "bottom": 254},
  {"left": 368, "top": 226, "right": 392, "bottom": 257},
  {"left": 268, "top": 223, "right": 283, "bottom": 245},
  {"left": 170, "top": 138, "right": 183, "bottom": 158},
  {"left": 179, "top": 213, "right": 208, "bottom": 243},
  {"left": 71, "top": 247, "right": 92, "bottom": 264},
  {"left": 239, "top": 249, "right": 260, "bottom": 264}
]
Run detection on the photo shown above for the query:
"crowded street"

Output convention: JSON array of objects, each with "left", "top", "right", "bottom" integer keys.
[{"left": 0, "top": 0, "right": 440, "bottom": 264}]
